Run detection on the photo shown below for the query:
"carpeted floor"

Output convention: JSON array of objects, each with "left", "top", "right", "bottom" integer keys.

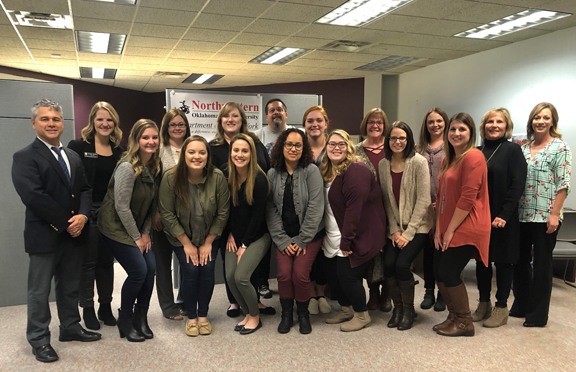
[{"left": 1, "top": 262, "right": 575, "bottom": 372}]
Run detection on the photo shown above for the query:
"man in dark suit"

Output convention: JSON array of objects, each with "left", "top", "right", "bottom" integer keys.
[{"left": 12, "top": 99, "right": 102, "bottom": 363}]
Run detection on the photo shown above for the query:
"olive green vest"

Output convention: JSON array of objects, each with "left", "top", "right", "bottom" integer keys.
[{"left": 98, "top": 157, "right": 161, "bottom": 246}]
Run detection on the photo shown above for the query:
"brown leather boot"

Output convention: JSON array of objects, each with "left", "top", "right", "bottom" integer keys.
[
  {"left": 436, "top": 283, "right": 474, "bottom": 337},
  {"left": 433, "top": 282, "right": 455, "bottom": 332},
  {"left": 397, "top": 279, "right": 418, "bottom": 331},
  {"left": 379, "top": 281, "right": 392, "bottom": 312},
  {"left": 366, "top": 284, "right": 380, "bottom": 311},
  {"left": 386, "top": 277, "right": 403, "bottom": 328}
]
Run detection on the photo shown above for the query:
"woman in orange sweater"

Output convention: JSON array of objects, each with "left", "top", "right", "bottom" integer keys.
[{"left": 433, "top": 112, "right": 491, "bottom": 337}]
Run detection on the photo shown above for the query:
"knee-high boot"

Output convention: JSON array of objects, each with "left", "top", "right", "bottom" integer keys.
[
  {"left": 436, "top": 283, "right": 474, "bottom": 337},
  {"left": 433, "top": 282, "right": 454, "bottom": 332},
  {"left": 398, "top": 279, "right": 418, "bottom": 331},
  {"left": 386, "top": 277, "right": 402, "bottom": 328}
]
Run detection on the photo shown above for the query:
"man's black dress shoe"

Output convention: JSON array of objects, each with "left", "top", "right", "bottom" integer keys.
[
  {"left": 59, "top": 327, "right": 102, "bottom": 342},
  {"left": 32, "top": 344, "right": 59, "bottom": 363},
  {"left": 523, "top": 321, "right": 546, "bottom": 328},
  {"left": 240, "top": 320, "right": 262, "bottom": 335}
]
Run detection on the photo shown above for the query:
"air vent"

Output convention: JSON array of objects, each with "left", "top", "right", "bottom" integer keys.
[
  {"left": 320, "top": 40, "right": 371, "bottom": 52},
  {"left": 153, "top": 71, "right": 188, "bottom": 78},
  {"left": 8, "top": 11, "right": 72, "bottom": 29}
]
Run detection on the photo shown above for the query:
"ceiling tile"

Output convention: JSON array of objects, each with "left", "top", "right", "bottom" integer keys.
[
  {"left": 203, "top": 0, "right": 274, "bottom": 18},
  {"left": 277, "top": 36, "right": 330, "bottom": 49},
  {"left": 35, "top": 57, "right": 77, "bottom": 67},
  {"left": 541, "top": 0, "right": 576, "bottom": 13},
  {"left": 286, "top": 57, "right": 332, "bottom": 68},
  {"left": 293, "top": 24, "right": 355, "bottom": 40},
  {"left": 28, "top": 49, "right": 76, "bottom": 59},
  {"left": 71, "top": 0, "right": 137, "bottom": 22},
  {"left": 393, "top": 0, "right": 476, "bottom": 19},
  {"left": 443, "top": 3, "right": 527, "bottom": 23},
  {"left": 78, "top": 52, "right": 122, "bottom": 63},
  {"left": 261, "top": 2, "right": 333, "bottom": 23},
  {"left": 169, "top": 50, "right": 215, "bottom": 59},
  {"left": 230, "top": 32, "right": 285, "bottom": 47},
  {"left": 121, "top": 55, "right": 165, "bottom": 65},
  {"left": 201, "top": 60, "right": 245, "bottom": 69},
  {"left": 127, "top": 36, "right": 179, "bottom": 49},
  {"left": 123, "top": 46, "right": 172, "bottom": 57},
  {"left": 0, "top": 25, "right": 16, "bottom": 37},
  {"left": 337, "top": 52, "right": 384, "bottom": 63},
  {"left": 17, "top": 27, "right": 74, "bottom": 41},
  {"left": 191, "top": 13, "right": 255, "bottom": 31},
  {"left": 300, "top": 50, "right": 349, "bottom": 61},
  {"left": 243, "top": 19, "right": 307, "bottom": 36},
  {"left": 120, "top": 63, "right": 162, "bottom": 71},
  {"left": 210, "top": 53, "right": 257, "bottom": 63},
  {"left": 138, "top": 0, "right": 207, "bottom": 12},
  {"left": 365, "top": 14, "right": 481, "bottom": 37},
  {"left": 492, "top": 28, "right": 551, "bottom": 42},
  {"left": 175, "top": 40, "right": 226, "bottom": 52},
  {"left": 161, "top": 58, "right": 203, "bottom": 67},
  {"left": 323, "top": 60, "right": 364, "bottom": 70},
  {"left": 116, "top": 70, "right": 154, "bottom": 77},
  {"left": 0, "top": 62, "right": 39, "bottom": 71},
  {"left": 81, "top": 78, "right": 115, "bottom": 86},
  {"left": 3, "top": 0, "right": 70, "bottom": 14},
  {"left": 77, "top": 60, "right": 120, "bottom": 69},
  {"left": 219, "top": 44, "right": 269, "bottom": 54},
  {"left": 475, "top": 0, "right": 552, "bottom": 6},
  {"left": 134, "top": 7, "right": 197, "bottom": 27},
  {"left": 25, "top": 39, "right": 76, "bottom": 51},
  {"left": 73, "top": 17, "right": 132, "bottom": 34},
  {"left": 182, "top": 28, "right": 239, "bottom": 43},
  {"left": 130, "top": 23, "right": 187, "bottom": 39}
]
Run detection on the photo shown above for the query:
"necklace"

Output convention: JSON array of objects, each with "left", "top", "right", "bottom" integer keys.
[{"left": 481, "top": 142, "right": 502, "bottom": 164}]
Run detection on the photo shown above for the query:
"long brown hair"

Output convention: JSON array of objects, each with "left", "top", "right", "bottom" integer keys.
[
  {"left": 172, "top": 136, "right": 214, "bottom": 208},
  {"left": 417, "top": 107, "right": 448, "bottom": 155},
  {"left": 124, "top": 119, "right": 161, "bottom": 177},
  {"left": 81, "top": 101, "right": 123, "bottom": 147},
  {"left": 228, "top": 133, "right": 268, "bottom": 206},
  {"left": 440, "top": 112, "right": 477, "bottom": 175}
]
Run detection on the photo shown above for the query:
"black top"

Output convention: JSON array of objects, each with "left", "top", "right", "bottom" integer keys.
[
  {"left": 479, "top": 137, "right": 527, "bottom": 263},
  {"left": 209, "top": 137, "right": 270, "bottom": 173},
  {"left": 67, "top": 138, "right": 124, "bottom": 203},
  {"left": 229, "top": 171, "right": 269, "bottom": 247},
  {"left": 282, "top": 173, "right": 300, "bottom": 238}
]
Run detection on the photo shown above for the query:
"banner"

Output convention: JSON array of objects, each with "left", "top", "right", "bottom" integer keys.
[{"left": 166, "top": 90, "right": 262, "bottom": 141}]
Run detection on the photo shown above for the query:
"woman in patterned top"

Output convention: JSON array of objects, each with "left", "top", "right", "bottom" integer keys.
[{"left": 511, "top": 102, "right": 572, "bottom": 327}]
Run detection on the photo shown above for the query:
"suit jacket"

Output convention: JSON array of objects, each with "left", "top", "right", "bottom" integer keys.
[{"left": 12, "top": 138, "right": 92, "bottom": 253}]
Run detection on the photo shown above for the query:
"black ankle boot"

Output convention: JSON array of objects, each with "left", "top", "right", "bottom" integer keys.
[
  {"left": 133, "top": 307, "right": 153, "bottom": 339},
  {"left": 420, "top": 289, "right": 435, "bottom": 310},
  {"left": 387, "top": 306, "right": 403, "bottom": 328},
  {"left": 98, "top": 303, "right": 117, "bottom": 326},
  {"left": 278, "top": 299, "right": 294, "bottom": 334},
  {"left": 296, "top": 300, "right": 312, "bottom": 334},
  {"left": 117, "top": 310, "right": 145, "bottom": 342},
  {"left": 83, "top": 306, "right": 100, "bottom": 330}
]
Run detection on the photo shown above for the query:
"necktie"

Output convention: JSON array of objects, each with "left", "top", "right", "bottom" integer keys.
[{"left": 51, "top": 146, "right": 71, "bottom": 183}]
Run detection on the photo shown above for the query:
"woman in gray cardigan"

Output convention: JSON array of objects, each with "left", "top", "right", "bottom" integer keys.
[
  {"left": 266, "top": 128, "right": 324, "bottom": 335},
  {"left": 379, "top": 121, "right": 433, "bottom": 331}
]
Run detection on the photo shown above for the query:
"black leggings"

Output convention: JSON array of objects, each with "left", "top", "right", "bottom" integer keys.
[
  {"left": 383, "top": 234, "right": 427, "bottom": 281},
  {"left": 476, "top": 261, "right": 513, "bottom": 307},
  {"left": 325, "top": 256, "right": 369, "bottom": 312},
  {"left": 310, "top": 250, "right": 328, "bottom": 285},
  {"left": 422, "top": 236, "right": 436, "bottom": 289},
  {"left": 433, "top": 245, "right": 476, "bottom": 288}
]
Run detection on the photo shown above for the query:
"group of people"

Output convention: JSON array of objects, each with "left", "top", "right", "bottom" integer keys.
[{"left": 12, "top": 97, "right": 571, "bottom": 363}]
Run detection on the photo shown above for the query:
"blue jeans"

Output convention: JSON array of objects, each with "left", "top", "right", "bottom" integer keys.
[
  {"left": 172, "top": 243, "right": 218, "bottom": 319},
  {"left": 102, "top": 235, "right": 156, "bottom": 314}
]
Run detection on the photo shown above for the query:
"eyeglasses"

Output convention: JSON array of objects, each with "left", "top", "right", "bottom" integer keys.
[
  {"left": 327, "top": 141, "right": 347, "bottom": 149},
  {"left": 389, "top": 137, "right": 407, "bottom": 142},
  {"left": 284, "top": 142, "right": 303, "bottom": 150},
  {"left": 169, "top": 123, "right": 186, "bottom": 128},
  {"left": 368, "top": 120, "right": 384, "bottom": 126},
  {"left": 268, "top": 107, "right": 285, "bottom": 114}
]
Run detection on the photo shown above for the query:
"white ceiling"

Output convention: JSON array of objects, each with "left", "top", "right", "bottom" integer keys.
[{"left": 1, "top": 0, "right": 575, "bottom": 92}]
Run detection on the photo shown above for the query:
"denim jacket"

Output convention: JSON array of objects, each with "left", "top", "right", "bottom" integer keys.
[{"left": 266, "top": 164, "right": 324, "bottom": 251}]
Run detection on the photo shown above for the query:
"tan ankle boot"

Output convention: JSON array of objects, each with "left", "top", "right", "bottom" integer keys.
[
  {"left": 325, "top": 306, "right": 353, "bottom": 324},
  {"left": 471, "top": 301, "right": 492, "bottom": 322},
  {"left": 483, "top": 306, "right": 508, "bottom": 328},
  {"left": 340, "top": 311, "right": 372, "bottom": 332}
]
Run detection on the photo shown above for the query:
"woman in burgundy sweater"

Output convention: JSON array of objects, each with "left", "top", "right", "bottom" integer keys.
[
  {"left": 320, "top": 129, "right": 386, "bottom": 332},
  {"left": 434, "top": 113, "right": 491, "bottom": 337}
]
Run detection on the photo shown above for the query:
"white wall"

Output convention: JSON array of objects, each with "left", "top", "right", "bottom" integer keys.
[{"left": 398, "top": 25, "right": 576, "bottom": 208}]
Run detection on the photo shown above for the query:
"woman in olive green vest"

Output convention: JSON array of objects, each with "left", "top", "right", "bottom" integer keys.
[
  {"left": 159, "top": 135, "right": 230, "bottom": 337},
  {"left": 98, "top": 119, "right": 162, "bottom": 342}
]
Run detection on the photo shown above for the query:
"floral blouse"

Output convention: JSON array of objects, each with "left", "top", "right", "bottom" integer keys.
[{"left": 519, "top": 138, "right": 572, "bottom": 223}]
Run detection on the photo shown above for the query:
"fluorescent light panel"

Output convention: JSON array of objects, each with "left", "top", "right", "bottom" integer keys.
[
  {"left": 454, "top": 8, "right": 572, "bottom": 39},
  {"left": 249, "top": 47, "right": 311, "bottom": 65},
  {"left": 79, "top": 67, "right": 117, "bottom": 79},
  {"left": 355, "top": 55, "right": 422, "bottom": 71},
  {"left": 182, "top": 74, "right": 224, "bottom": 84},
  {"left": 76, "top": 31, "right": 126, "bottom": 54},
  {"left": 8, "top": 10, "right": 72, "bottom": 29},
  {"left": 315, "top": 0, "right": 414, "bottom": 27}
]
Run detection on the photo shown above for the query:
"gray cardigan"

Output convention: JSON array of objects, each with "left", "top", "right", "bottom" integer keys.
[
  {"left": 378, "top": 153, "right": 433, "bottom": 241},
  {"left": 159, "top": 144, "right": 179, "bottom": 175},
  {"left": 266, "top": 164, "right": 324, "bottom": 251}
]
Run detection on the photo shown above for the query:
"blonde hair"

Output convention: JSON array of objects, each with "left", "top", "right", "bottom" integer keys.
[
  {"left": 228, "top": 133, "right": 269, "bottom": 207},
  {"left": 440, "top": 113, "right": 477, "bottom": 175},
  {"left": 479, "top": 108, "right": 513, "bottom": 140},
  {"left": 124, "top": 119, "right": 161, "bottom": 177},
  {"left": 81, "top": 101, "right": 122, "bottom": 147},
  {"left": 212, "top": 102, "right": 249, "bottom": 145},
  {"left": 526, "top": 102, "right": 562, "bottom": 141},
  {"left": 360, "top": 108, "right": 388, "bottom": 137},
  {"left": 320, "top": 129, "right": 358, "bottom": 182}
]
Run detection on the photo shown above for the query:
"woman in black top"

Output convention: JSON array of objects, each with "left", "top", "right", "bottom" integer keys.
[
  {"left": 209, "top": 102, "right": 272, "bottom": 318},
  {"left": 225, "top": 133, "right": 270, "bottom": 334},
  {"left": 472, "top": 108, "right": 526, "bottom": 327},
  {"left": 67, "top": 101, "right": 124, "bottom": 330}
]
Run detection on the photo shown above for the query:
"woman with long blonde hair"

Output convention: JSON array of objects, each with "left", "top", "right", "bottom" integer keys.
[{"left": 98, "top": 119, "right": 162, "bottom": 342}]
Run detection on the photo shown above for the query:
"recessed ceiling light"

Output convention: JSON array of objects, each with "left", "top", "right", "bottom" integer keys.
[
  {"left": 315, "top": 0, "right": 414, "bottom": 27},
  {"left": 454, "top": 8, "right": 571, "bottom": 39},
  {"left": 80, "top": 67, "right": 117, "bottom": 79},
  {"left": 249, "top": 47, "right": 311, "bottom": 65},
  {"left": 51, "top": 54, "right": 61, "bottom": 58},
  {"left": 76, "top": 31, "right": 126, "bottom": 54},
  {"left": 7, "top": 11, "right": 72, "bottom": 29},
  {"left": 83, "top": 0, "right": 137, "bottom": 4},
  {"left": 182, "top": 74, "right": 224, "bottom": 84},
  {"left": 355, "top": 55, "right": 422, "bottom": 71}
]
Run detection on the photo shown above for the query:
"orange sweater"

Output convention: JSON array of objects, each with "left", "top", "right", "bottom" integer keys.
[{"left": 437, "top": 149, "right": 491, "bottom": 266}]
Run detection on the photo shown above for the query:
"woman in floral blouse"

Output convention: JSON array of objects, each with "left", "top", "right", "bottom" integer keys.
[{"left": 511, "top": 102, "right": 572, "bottom": 327}]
